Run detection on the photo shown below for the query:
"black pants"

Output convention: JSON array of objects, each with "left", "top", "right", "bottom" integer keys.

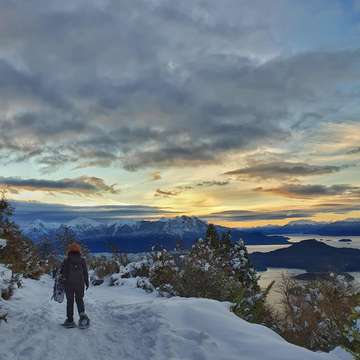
[{"left": 65, "top": 285, "right": 85, "bottom": 321}]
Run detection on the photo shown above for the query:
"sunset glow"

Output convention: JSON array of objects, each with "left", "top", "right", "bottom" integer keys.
[{"left": 0, "top": 1, "right": 359, "bottom": 226}]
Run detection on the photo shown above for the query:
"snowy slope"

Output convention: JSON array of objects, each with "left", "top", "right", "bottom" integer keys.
[{"left": 0, "top": 276, "right": 352, "bottom": 360}]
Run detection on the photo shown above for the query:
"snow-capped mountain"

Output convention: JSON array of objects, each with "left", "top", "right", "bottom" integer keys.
[
  {"left": 21, "top": 215, "right": 289, "bottom": 253},
  {"left": 246, "top": 218, "right": 360, "bottom": 236}
]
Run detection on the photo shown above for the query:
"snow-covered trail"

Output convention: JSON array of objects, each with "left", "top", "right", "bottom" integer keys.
[{"left": 0, "top": 276, "right": 352, "bottom": 360}]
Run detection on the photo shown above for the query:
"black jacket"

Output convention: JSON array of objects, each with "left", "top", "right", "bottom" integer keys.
[{"left": 60, "top": 252, "right": 89, "bottom": 289}]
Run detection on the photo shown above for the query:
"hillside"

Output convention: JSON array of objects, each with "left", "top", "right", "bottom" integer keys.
[
  {"left": 21, "top": 216, "right": 289, "bottom": 252},
  {"left": 250, "top": 239, "right": 360, "bottom": 272},
  {"left": 0, "top": 275, "right": 351, "bottom": 360}
]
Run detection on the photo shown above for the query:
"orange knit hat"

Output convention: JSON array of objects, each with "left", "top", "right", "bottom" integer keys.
[{"left": 68, "top": 242, "right": 81, "bottom": 254}]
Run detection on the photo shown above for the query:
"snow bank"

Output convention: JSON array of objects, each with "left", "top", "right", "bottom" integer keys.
[
  {"left": 0, "top": 276, "right": 353, "bottom": 360},
  {"left": 146, "top": 297, "right": 349, "bottom": 360}
]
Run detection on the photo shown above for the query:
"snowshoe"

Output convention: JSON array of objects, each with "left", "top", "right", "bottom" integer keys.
[
  {"left": 78, "top": 313, "right": 90, "bottom": 329},
  {"left": 52, "top": 270, "right": 65, "bottom": 303},
  {"left": 62, "top": 319, "right": 76, "bottom": 328}
]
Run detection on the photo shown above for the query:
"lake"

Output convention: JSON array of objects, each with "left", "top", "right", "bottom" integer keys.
[{"left": 249, "top": 235, "right": 360, "bottom": 308}]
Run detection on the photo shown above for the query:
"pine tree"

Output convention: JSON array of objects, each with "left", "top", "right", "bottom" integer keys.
[
  {"left": 0, "top": 190, "right": 16, "bottom": 238},
  {"left": 149, "top": 249, "right": 178, "bottom": 296},
  {"left": 0, "top": 192, "right": 42, "bottom": 279},
  {"left": 229, "top": 240, "right": 260, "bottom": 291},
  {"left": 37, "top": 236, "right": 55, "bottom": 259},
  {"left": 205, "top": 223, "right": 220, "bottom": 249},
  {"left": 221, "top": 231, "right": 232, "bottom": 250},
  {"left": 55, "top": 225, "right": 89, "bottom": 257}
]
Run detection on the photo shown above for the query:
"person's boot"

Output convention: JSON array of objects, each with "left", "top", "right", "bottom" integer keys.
[
  {"left": 78, "top": 312, "right": 90, "bottom": 329},
  {"left": 62, "top": 318, "right": 76, "bottom": 328}
]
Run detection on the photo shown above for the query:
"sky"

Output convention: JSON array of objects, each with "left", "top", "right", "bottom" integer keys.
[{"left": 0, "top": 0, "right": 360, "bottom": 227}]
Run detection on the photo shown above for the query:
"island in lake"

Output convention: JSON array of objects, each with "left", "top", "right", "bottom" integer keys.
[
  {"left": 338, "top": 238, "right": 352, "bottom": 243},
  {"left": 293, "top": 272, "right": 354, "bottom": 282},
  {"left": 250, "top": 239, "right": 360, "bottom": 272}
]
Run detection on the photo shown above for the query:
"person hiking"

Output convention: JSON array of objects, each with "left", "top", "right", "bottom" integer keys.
[{"left": 60, "top": 242, "right": 90, "bottom": 328}]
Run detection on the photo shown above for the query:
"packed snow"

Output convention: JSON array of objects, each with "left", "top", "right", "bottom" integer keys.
[{"left": 0, "top": 275, "right": 353, "bottom": 360}]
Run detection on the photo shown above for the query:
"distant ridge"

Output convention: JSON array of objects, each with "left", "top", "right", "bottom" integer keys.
[
  {"left": 22, "top": 215, "right": 289, "bottom": 253},
  {"left": 250, "top": 239, "right": 360, "bottom": 272},
  {"left": 244, "top": 218, "right": 360, "bottom": 236}
]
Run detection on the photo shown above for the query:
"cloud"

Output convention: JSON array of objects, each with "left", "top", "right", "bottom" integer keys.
[
  {"left": 256, "top": 183, "right": 360, "bottom": 198},
  {"left": 154, "top": 179, "right": 230, "bottom": 197},
  {"left": 0, "top": 176, "right": 118, "bottom": 195},
  {"left": 204, "top": 201, "right": 360, "bottom": 221},
  {"left": 150, "top": 172, "right": 162, "bottom": 181},
  {"left": 0, "top": 1, "right": 359, "bottom": 172},
  {"left": 196, "top": 180, "right": 229, "bottom": 187},
  {"left": 154, "top": 188, "right": 180, "bottom": 198},
  {"left": 224, "top": 161, "right": 342, "bottom": 180},
  {"left": 205, "top": 209, "right": 314, "bottom": 221},
  {"left": 11, "top": 201, "right": 177, "bottom": 224},
  {"left": 347, "top": 147, "right": 360, "bottom": 154}
]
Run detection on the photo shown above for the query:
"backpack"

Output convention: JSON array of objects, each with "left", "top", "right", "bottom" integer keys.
[{"left": 66, "top": 256, "right": 84, "bottom": 286}]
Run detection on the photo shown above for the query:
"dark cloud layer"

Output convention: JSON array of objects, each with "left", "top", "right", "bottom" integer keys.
[
  {"left": 347, "top": 147, "right": 360, "bottom": 155},
  {"left": 0, "top": 176, "right": 118, "bottom": 195},
  {"left": 205, "top": 209, "right": 314, "bottom": 221},
  {"left": 257, "top": 183, "right": 360, "bottom": 198},
  {"left": 11, "top": 201, "right": 177, "bottom": 224},
  {"left": 205, "top": 202, "right": 360, "bottom": 222},
  {"left": 225, "top": 161, "right": 342, "bottom": 180},
  {"left": 0, "top": 1, "right": 359, "bottom": 171}
]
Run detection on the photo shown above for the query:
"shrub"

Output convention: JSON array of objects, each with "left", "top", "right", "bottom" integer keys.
[
  {"left": 136, "top": 277, "right": 154, "bottom": 293},
  {"left": 276, "top": 274, "right": 360, "bottom": 354},
  {"left": 149, "top": 249, "right": 178, "bottom": 295},
  {"left": 0, "top": 270, "right": 21, "bottom": 301},
  {"left": 232, "top": 281, "right": 275, "bottom": 324},
  {"left": 121, "top": 257, "right": 152, "bottom": 278},
  {"left": 88, "top": 256, "right": 121, "bottom": 279}
]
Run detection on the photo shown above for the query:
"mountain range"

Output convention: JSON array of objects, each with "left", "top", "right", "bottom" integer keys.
[
  {"left": 245, "top": 219, "right": 360, "bottom": 236},
  {"left": 21, "top": 215, "right": 289, "bottom": 253}
]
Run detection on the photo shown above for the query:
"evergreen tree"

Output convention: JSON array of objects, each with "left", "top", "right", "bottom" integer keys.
[
  {"left": 149, "top": 249, "right": 178, "bottom": 296},
  {"left": 0, "top": 190, "right": 16, "bottom": 237},
  {"left": 0, "top": 191, "right": 42, "bottom": 279},
  {"left": 37, "top": 236, "right": 55, "bottom": 259},
  {"left": 221, "top": 231, "right": 232, "bottom": 250},
  {"left": 229, "top": 240, "right": 260, "bottom": 291},
  {"left": 205, "top": 224, "right": 220, "bottom": 249},
  {"left": 55, "top": 225, "right": 89, "bottom": 257}
]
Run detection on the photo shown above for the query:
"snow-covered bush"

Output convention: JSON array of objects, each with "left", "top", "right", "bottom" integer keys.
[
  {"left": 149, "top": 249, "right": 178, "bottom": 296},
  {"left": 120, "top": 256, "right": 152, "bottom": 278},
  {"left": 277, "top": 274, "right": 360, "bottom": 355},
  {"left": 0, "top": 265, "right": 22, "bottom": 301},
  {"left": 108, "top": 256, "right": 153, "bottom": 287},
  {"left": 136, "top": 277, "right": 154, "bottom": 293},
  {"left": 88, "top": 255, "right": 121, "bottom": 279}
]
